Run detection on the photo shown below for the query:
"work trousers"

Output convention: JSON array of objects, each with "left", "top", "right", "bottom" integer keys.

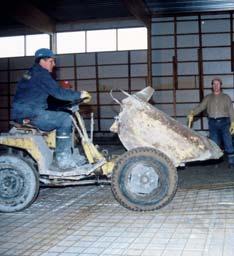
[
  {"left": 28, "top": 110, "right": 72, "bottom": 134},
  {"left": 208, "top": 117, "right": 234, "bottom": 164}
]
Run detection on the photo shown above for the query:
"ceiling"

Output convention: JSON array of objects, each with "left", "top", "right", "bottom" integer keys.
[{"left": 1, "top": 0, "right": 234, "bottom": 36}]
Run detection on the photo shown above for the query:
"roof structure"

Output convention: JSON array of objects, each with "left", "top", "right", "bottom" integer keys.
[{"left": 0, "top": 0, "right": 234, "bottom": 35}]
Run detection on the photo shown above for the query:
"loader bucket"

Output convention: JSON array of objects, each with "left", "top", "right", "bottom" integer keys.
[{"left": 111, "top": 87, "right": 223, "bottom": 167}]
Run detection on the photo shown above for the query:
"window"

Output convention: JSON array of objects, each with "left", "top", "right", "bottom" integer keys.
[
  {"left": 118, "top": 27, "right": 147, "bottom": 51},
  {"left": 0, "top": 27, "right": 148, "bottom": 58},
  {"left": 0, "top": 36, "right": 24, "bottom": 58},
  {"left": 87, "top": 29, "right": 116, "bottom": 52},
  {"left": 57, "top": 31, "right": 85, "bottom": 54},
  {"left": 26, "top": 34, "right": 50, "bottom": 56}
]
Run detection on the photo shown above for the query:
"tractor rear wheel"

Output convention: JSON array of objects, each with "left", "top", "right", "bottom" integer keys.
[
  {"left": 111, "top": 147, "right": 178, "bottom": 211},
  {"left": 0, "top": 155, "right": 39, "bottom": 212}
]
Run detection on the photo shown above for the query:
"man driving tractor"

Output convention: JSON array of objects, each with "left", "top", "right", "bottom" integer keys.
[{"left": 11, "top": 48, "right": 91, "bottom": 170}]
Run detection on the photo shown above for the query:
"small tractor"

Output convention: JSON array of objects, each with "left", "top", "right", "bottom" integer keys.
[{"left": 0, "top": 87, "right": 222, "bottom": 212}]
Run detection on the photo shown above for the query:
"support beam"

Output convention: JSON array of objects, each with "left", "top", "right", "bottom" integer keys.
[
  {"left": 10, "top": 1, "right": 56, "bottom": 34},
  {"left": 121, "top": 0, "right": 150, "bottom": 27}
]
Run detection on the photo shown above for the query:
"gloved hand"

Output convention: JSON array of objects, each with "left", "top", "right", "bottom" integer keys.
[
  {"left": 81, "top": 91, "right": 91, "bottom": 103},
  {"left": 229, "top": 122, "right": 234, "bottom": 135},
  {"left": 187, "top": 111, "right": 194, "bottom": 128}
]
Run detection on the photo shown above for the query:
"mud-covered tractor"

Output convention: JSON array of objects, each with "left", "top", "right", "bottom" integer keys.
[{"left": 0, "top": 87, "right": 222, "bottom": 212}]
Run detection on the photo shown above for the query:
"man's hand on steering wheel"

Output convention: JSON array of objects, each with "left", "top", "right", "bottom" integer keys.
[{"left": 81, "top": 91, "right": 92, "bottom": 103}]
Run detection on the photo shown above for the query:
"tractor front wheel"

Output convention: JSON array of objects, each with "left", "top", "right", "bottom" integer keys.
[{"left": 111, "top": 147, "right": 178, "bottom": 211}]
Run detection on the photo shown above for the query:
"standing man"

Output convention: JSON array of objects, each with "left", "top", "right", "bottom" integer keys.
[
  {"left": 187, "top": 77, "right": 234, "bottom": 167},
  {"left": 11, "top": 48, "right": 91, "bottom": 169}
]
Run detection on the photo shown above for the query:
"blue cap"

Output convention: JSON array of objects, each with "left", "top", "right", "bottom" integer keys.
[{"left": 35, "top": 48, "right": 55, "bottom": 59}]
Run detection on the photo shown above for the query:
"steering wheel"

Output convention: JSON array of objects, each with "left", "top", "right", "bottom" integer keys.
[{"left": 47, "top": 96, "right": 86, "bottom": 112}]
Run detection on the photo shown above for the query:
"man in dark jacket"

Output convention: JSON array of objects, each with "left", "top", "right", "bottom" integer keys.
[{"left": 11, "top": 48, "right": 91, "bottom": 169}]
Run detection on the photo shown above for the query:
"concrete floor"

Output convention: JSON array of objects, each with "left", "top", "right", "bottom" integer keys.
[{"left": 1, "top": 147, "right": 234, "bottom": 256}]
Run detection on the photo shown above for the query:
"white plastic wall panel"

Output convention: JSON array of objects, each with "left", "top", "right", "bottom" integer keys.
[
  {"left": 130, "top": 50, "right": 147, "bottom": 63},
  {"left": 100, "top": 105, "right": 120, "bottom": 118},
  {"left": 203, "top": 117, "right": 209, "bottom": 130},
  {"left": 97, "top": 52, "right": 128, "bottom": 64},
  {"left": 177, "top": 35, "right": 199, "bottom": 47},
  {"left": 177, "top": 21, "right": 199, "bottom": 34},
  {"left": 203, "top": 61, "right": 231, "bottom": 74},
  {"left": 100, "top": 119, "right": 115, "bottom": 131},
  {"left": 56, "top": 55, "right": 74, "bottom": 67},
  {"left": 0, "top": 59, "right": 8, "bottom": 70},
  {"left": 152, "top": 77, "right": 173, "bottom": 89},
  {"left": 203, "top": 47, "right": 230, "bottom": 60},
  {"left": 152, "top": 63, "right": 173, "bottom": 76},
  {"left": 202, "top": 34, "right": 230, "bottom": 46},
  {"left": 56, "top": 67, "right": 75, "bottom": 80},
  {"left": 131, "top": 78, "right": 147, "bottom": 90},
  {"left": 9, "top": 56, "right": 33, "bottom": 69},
  {"left": 177, "top": 49, "right": 198, "bottom": 61},
  {"left": 131, "top": 64, "right": 147, "bottom": 77},
  {"left": 176, "top": 103, "right": 198, "bottom": 116},
  {"left": 177, "top": 76, "right": 199, "bottom": 89},
  {"left": 76, "top": 67, "right": 96, "bottom": 79},
  {"left": 178, "top": 62, "right": 198, "bottom": 75},
  {"left": 99, "top": 91, "right": 125, "bottom": 104},
  {"left": 223, "top": 89, "right": 234, "bottom": 100},
  {"left": 201, "top": 19, "right": 230, "bottom": 33},
  {"left": 154, "top": 104, "right": 174, "bottom": 116},
  {"left": 176, "top": 90, "right": 200, "bottom": 102},
  {"left": 83, "top": 119, "right": 99, "bottom": 132},
  {"left": 10, "top": 70, "right": 24, "bottom": 83},
  {"left": 152, "top": 22, "right": 174, "bottom": 35},
  {"left": 152, "top": 36, "right": 174, "bottom": 49},
  {"left": 152, "top": 90, "right": 173, "bottom": 103},
  {"left": 99, "top": 78, "right": 128, "bottom": 91},
  {"left": 152, "top": 49, "right": 175, "bottom": 62},
  {"left": 76, "top": 53, "right": 95, "bottom": 66},
  {"left": 98, "top": 65, "right": 128, "bottom": 78},
  {"left": 77, "top": 79, "right": 96, "bottom": 91},
  {"left": 0, "top": 71, "right": 8, "bottom": 82}
]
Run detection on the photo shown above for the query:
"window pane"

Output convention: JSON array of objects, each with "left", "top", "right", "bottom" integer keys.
[
  {"left": 26, "top": 34, "right": 50, "bottom": 56},
  {"left": 118, "top": 27, "right": 147, "bottom": 50},
  {"left": 87, "top": 29, "right": 116, "bottom": 52},
  {"left": 0, "top": 36, "right": 24, "bottom": 58},
  {"left": 57, "top": 31, "right": 85, "bottom": 54}
]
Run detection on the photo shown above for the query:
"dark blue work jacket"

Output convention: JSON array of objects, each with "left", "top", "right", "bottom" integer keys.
[{"left": 11, "top": 64, "right": 81, "bottom": 120}]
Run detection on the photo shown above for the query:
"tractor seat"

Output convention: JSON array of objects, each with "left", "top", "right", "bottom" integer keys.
[{"left": 10, "top": 120, "right": 46, "bottom": 134}]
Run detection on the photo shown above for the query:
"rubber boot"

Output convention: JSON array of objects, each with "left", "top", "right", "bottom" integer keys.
[
  {"left": 55, "top": 133, "right": 78, "bottom": 170},
  {"left": 72, "top": 147, "right": 86, "bottom": 166}
]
